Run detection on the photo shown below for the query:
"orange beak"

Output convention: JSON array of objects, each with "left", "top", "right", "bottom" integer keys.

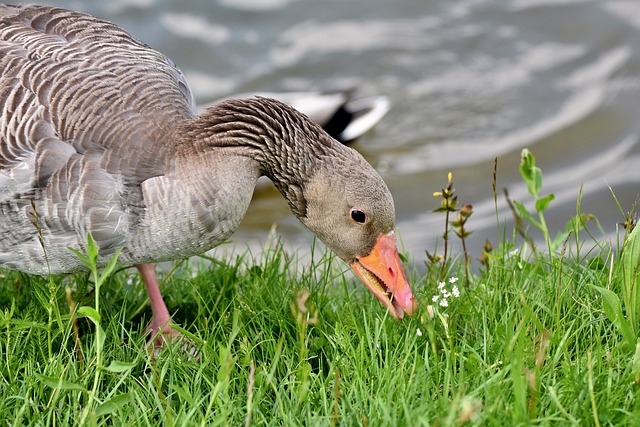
[{"left": 350, "top": 232, "right": 417, "bottom": 319}]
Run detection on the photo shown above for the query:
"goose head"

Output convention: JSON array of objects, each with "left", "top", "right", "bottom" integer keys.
[{"left": 296, "top": 140, "right": 416, "bottom": 319}]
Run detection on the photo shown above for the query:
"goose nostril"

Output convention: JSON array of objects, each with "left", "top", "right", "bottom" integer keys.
[{"left": 388, "top": 267, "right": 395, "bottom": 279}]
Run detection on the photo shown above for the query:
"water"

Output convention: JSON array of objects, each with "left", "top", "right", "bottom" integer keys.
[{"left": 15, "top": 0, "right": 640, "bottom": 265}]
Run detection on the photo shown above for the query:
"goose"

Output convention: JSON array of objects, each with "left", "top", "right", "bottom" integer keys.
[
  {"left": 0, "top": 5, "right": 416, "bottom": 347},
  {"left": 208, "top": 90, "right": 391, "bottom": 143}
]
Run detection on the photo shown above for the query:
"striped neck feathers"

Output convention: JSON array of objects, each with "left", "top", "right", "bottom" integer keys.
[{"left": 178, "top": 97, "right": 341, "bottom": 218}]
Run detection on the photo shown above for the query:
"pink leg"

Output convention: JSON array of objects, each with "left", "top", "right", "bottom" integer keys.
[{"left": 135, "top": 263, "right": 177, "bottom": 347}]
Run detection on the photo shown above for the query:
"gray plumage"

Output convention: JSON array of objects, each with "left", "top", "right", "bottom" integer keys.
[
  {"left": 0, "top": 5, "right": 391, "bottom": 268},
  {"left": 0, "top": 6, "right": 415, "bottom": 326}
]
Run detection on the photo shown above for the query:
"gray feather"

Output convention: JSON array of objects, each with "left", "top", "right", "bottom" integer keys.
[{"left": 0, "top": 5, "right": 396, "bottom": 278}]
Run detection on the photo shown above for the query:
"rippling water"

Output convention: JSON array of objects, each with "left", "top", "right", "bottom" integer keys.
[{"left": 17, "top": 0, "right": 640, "bottom": 265}]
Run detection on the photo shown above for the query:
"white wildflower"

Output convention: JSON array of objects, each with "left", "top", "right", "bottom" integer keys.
[
  {"left": 432, "top": 278, "right": 460, "bottom": 310},
  {"left": 416, "top": 328, "right": 423, "bottom": 337}
]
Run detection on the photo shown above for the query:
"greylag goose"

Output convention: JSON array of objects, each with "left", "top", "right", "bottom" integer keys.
[
  {"left": 0, "top": 5, "right": 416, "bottom": 346},
  {"left": 208, "top": 91, "right": 390, "bottom": 143}
]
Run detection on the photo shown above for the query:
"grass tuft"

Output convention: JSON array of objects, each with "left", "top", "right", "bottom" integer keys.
[{"left": 1, "top": 149, "right": 640, "bottom": 424}]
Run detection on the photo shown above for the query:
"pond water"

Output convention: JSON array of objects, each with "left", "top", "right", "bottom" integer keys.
[{"left": 17, "top": 0, "right": 640, "bottom": 268}]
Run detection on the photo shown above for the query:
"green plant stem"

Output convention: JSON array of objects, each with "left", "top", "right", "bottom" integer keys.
[
  {"left": 461, "top": 237, "right": 470, "bottom": 288},
  {"left": 587, "top": 351, "right": 601, "bottom": 427},
  {"left": 79, "top": 265, "right": 102, "bottom": 426},
  {"left": 440, "top": 209, "right": 450, "bottom": 280},
  {"left": 538, "top": 210, "right": 551, "bottom": 254}
]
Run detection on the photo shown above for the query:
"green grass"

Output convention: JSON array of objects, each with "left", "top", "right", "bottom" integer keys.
[
  {"left": 1, "top": 234, "right": 639, "bottom": 426},
  {"left": 2, "top": 148, "right": 640, "bottom": 425}
]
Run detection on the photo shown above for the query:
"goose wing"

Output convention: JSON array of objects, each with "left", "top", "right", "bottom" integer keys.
[{"left": 0, "top": 5, "right": 196, "bottom": 270}]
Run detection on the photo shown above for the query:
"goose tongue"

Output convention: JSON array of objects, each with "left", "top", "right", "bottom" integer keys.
[{"left": 350, "top": 232, "right": 417, "bottom": 319}]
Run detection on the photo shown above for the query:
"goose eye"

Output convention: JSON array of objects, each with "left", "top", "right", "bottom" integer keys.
[{"left": 350, "top": 209, "right": 368, "bottom": 224}]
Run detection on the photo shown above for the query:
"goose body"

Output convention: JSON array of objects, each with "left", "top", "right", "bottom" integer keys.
[{"left": 0, "top": 5, "right": 415, "bottom": 343}]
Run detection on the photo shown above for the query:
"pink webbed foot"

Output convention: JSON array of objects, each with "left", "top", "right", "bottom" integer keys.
[
  {"left": 143, "top": 317, "right": 182, "bottom": 348},
  {"left": 135, "top": 263, "right": 198, "bottom": 358}
]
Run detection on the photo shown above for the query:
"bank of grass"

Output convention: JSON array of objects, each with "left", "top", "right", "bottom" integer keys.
[
  {"left": 2, "top": 150, "right": 640, "bottom": 425},
  {"left": 1, "top": 232, "right": 639, "bottom": 425}
]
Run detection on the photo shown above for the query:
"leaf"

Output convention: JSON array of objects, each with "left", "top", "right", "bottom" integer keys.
[
  {"left": 170, "top": 323, "right": 206, "bottom": 347},
  {"left": 104, "top": 360, "right": 137, "bottom": 373},
  {"left": 36, "top": 375, "right": 87, "bottom": 392},
  {"left": 68, "top": 247, "right": 92, "bottom": 270},
  {"left": 621, "top": 224, "right": 640, "bottom": 337},
  {"left": 519, "top": 149, "right": 542, "bottom": 198},
  {"left": 97, "top": 249, "right": 122, "bottom": 287},
  {"left": 513, "top": 201, "right": 542, "bottom": 230},
  {"left": 589, "top": 285, "right": 636, "bottom": 348},
  {"left": 454, "top": 229, "right": 474, "bottom": 239},
  {"left": 633, "top": 343, "right": 640, "bottom": 384},
  {"left": 77, "top": 306, "right": 101, "bottom": 324},
  {"left": 95, "top": 324, "right": 106, "bottom": 355},
  {"left": 95, "top": 393, "right": 132, "bottom": 416},
  {"left": 519, "top": 149, "right": 535, "bottom": 182},
  {"left": 535, "top": 193, "right": 555, "bottom": 213},
  {"left": 69, "top": 233, "right": 101, "bottom": 271},
  {"left": 85, "top": 233, "right": 99, "bottom": 264},
  {"left": 533, "top": 169, "right": 542, "bottom": 199},
  {"left": 76, "top": 307, "right": 106, "bottom": 353}
]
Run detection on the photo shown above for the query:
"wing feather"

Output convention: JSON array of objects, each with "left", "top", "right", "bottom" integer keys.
[{"left": 0, "top": 5, "right": 197, "bottom": 272}]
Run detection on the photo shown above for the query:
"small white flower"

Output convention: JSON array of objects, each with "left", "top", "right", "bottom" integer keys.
[
  {"left": 432, "top": 279, "right": 460, "bottom": 310},
  {"left": 452, "top": 285, "right": 460, "bottom": 298},
  {"left": 416, "top": 328, "right": 423, "bottom": 337}
]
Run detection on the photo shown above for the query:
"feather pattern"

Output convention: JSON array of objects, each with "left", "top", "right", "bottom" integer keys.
[
  {"left": 0, "top": 6, "right": 415, "bottom": 324},
  {"left": 0, "top": 5, "right": 358, "bottom": 272},
  {"left": 0, "top": 5, "right": 196, "bottom": 272}
]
